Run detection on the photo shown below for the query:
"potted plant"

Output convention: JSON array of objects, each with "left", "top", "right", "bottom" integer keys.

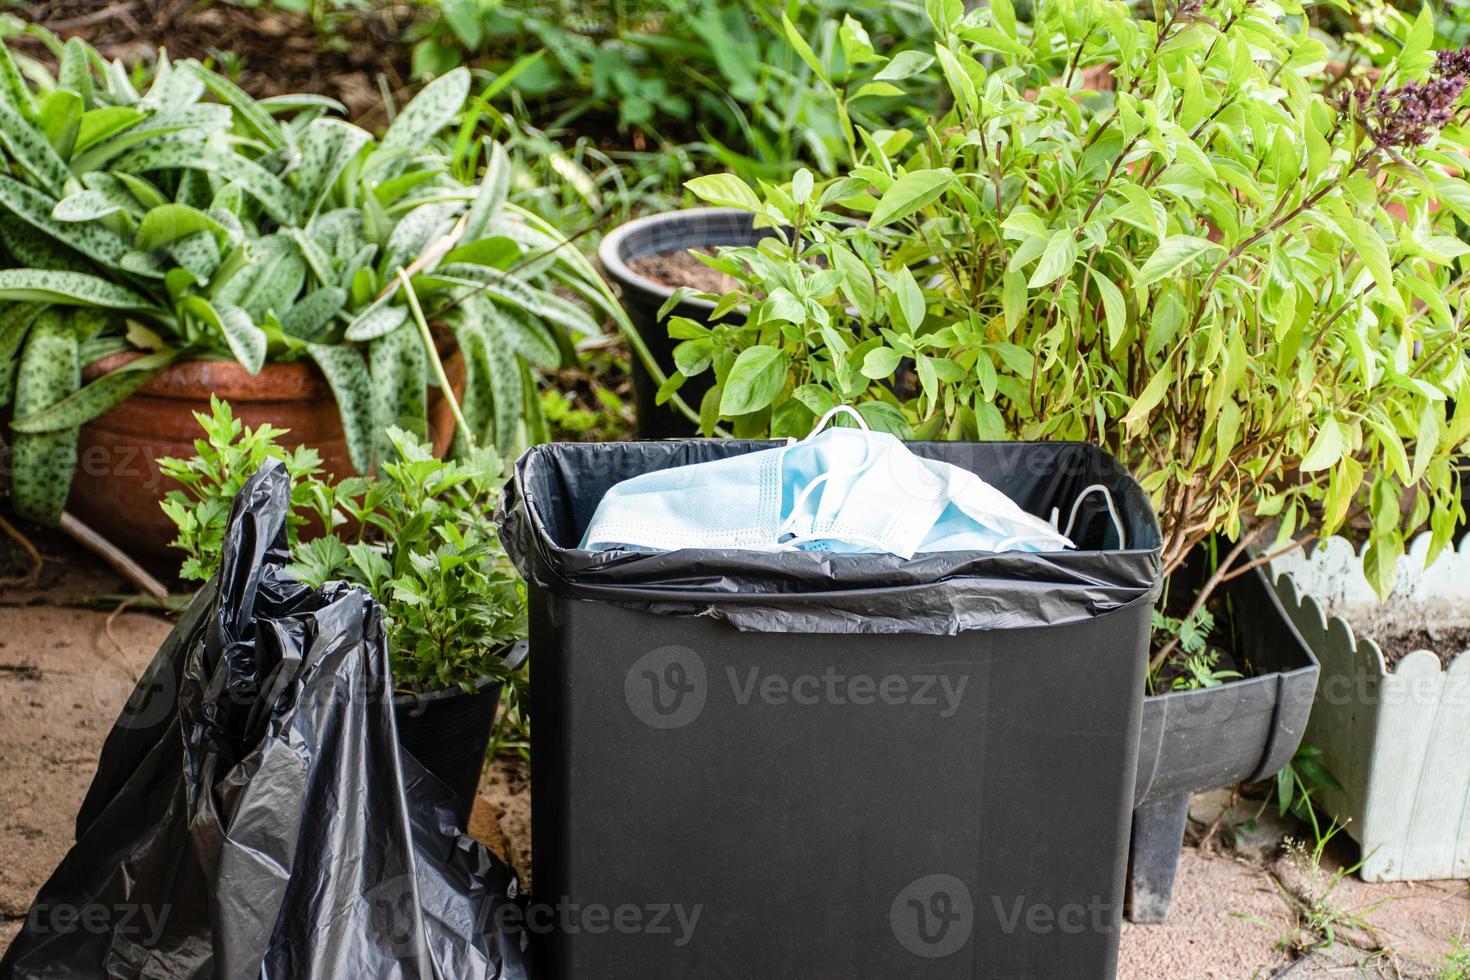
[
  {"left": 0, "top": 35, "right": 611, "bottom": 561},
  {"left": 157, "top": 397, "right": 526, "bottom": 820},
  {"left": 598, "top": 207, "right": 778, "bottom": 438},
  {"left": 594, "top": 6, "right": 937, "bottom": 438},
  {"left": 1270, "top": 531, "right": 1470, "bottom": 882},
  {"left": 658, "top": 0, "right": 1470, "bottom": 918}
]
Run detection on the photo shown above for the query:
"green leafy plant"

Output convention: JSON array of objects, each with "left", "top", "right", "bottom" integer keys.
[
  {"left": 1440, "top": 939, "right": 1470, "bottom": 980},
  {"left": 406, "top": 0, "right": 934, "bottom": 182},
  {"left": 0, "top": 34, "right": 609, "bottom": 525},
  {"left": 1274, "top": 743, "right": 1345, "bottom": 846},
  {"left": 158, "top": 397, "right": 329, "bottom": 581},
  {"left": 671, "top": 0, "right": 1470, "bottom": 634},
  {"left": 160, "top": 397, "right": 525, "bottom": 693},
  {"left": 1150, "top": 605, "right": 1245, "bottom": 690}
]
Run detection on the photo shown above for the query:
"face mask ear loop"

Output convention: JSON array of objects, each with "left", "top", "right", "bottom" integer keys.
[
  {"left": 808, "top": 404, "right": 869, "bottom": 438},
  {"left": 1063, "top": 484, "right": 1126, "bottom": 549},
  {"left": 776, "top": 408, "right": 879, "bottom": 546}
]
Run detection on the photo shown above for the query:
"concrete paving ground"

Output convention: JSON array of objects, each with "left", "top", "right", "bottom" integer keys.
[{"left": 2, "top": 552, "right": 1468, "bottom": 976}]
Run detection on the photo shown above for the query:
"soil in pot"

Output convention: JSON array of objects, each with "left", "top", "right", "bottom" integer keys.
[
  {"left": 1322, "top": 598, "right": 1470, "bottom": 670},
  {"left": 626, "top": 246, "right": 738, "bottom": 295}
]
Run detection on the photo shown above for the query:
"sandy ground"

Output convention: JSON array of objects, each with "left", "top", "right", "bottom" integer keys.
[{"left": 2, "top": 594, "right": 1469, "bottom": 975}]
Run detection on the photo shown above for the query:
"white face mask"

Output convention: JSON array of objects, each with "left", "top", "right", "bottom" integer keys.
[{"left": 580, "top": 408, "right": 1112, "bottom": 559}]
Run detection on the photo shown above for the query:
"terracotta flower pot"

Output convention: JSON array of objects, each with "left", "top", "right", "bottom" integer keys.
[{"left": 67, "top": 347, "right": 465, "bottom": 568}]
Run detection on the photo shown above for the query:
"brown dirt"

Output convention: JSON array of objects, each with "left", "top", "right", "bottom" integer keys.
[
  {"left": 627, "top": 247, "right": 738, "bottom": 296},
  {"left": 1374, "top": 624, "right": 1470, "bottom": 669},
  {"left": 9, "top": 0, "right": 416, "bottom": 122},
  {"left": 1330, "top": 598, "right": 1470, "bottom": 671},
  {"left": 0, "top": 602, "right": 174, "bottom": 951},
  {"left": 1119, "top": 847, "right": 1295, "bottom": 979},
  {"left": 476, "top": 756, "right": 531, "bottom": 887}
]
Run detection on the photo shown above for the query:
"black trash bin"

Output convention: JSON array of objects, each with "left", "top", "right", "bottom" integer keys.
[{"left": 500, "top": 440, "right": 1162, "bottom": 980}]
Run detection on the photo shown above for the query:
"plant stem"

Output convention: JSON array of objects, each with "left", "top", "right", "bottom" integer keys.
[
  {"left": 1148, "top": 525, "right": 1264, "bottom": 674},
  {"left": 58, "top": 511, "right": 169, "bottom": 607},
  {"left": 398, "top": 267, "right": 475, "bottom": 450}
]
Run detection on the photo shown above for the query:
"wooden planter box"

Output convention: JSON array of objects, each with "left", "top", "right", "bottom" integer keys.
[{"left": 1270, "top": 534, "right": 1470, "bottom": 882}]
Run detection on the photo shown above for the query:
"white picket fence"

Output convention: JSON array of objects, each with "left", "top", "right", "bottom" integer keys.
[{"left": 1271, "top": 534, "right": 1470, "bottom": 882}]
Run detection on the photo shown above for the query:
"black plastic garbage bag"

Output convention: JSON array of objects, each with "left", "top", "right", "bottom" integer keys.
[
  {"left": 0, "top": 461, "right": 529, "bottom": 980},
  {"left": 500, "top": 439, "right": 1162, "bottom": 634}
]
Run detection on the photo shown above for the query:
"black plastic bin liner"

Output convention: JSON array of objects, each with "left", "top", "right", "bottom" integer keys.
[
  {"left": 0, "top": 461, "right": 529, "bottom": 980},
  {"left": 500, "top": 439, "right": 1163, "bottom": 634}
]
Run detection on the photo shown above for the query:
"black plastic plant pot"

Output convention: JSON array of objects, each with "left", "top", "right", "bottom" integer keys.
[
  {"left": 1126, "top": 552, "right": 1319, "bottom": 924},
  {"left": 1458, "top": 456, "right": 1469, "bottom": 532},
  {"left": 500, "top": 440, "right": 1164, "bottom": 979},
  {"left": 392, "top": 640, "right": 528, "bottom": 823},
  {"left": 598, "top": 208, "right": 777, "bottom": 439}
]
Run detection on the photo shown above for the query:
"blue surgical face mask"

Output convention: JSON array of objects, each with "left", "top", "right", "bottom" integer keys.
[{"left": 580, "top": 407, "right": 1109, "bottom": 558}]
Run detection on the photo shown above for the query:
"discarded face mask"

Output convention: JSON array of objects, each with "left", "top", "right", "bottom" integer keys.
[{"left": 581, "top": 407, "right": 1086, "bottom": 559}]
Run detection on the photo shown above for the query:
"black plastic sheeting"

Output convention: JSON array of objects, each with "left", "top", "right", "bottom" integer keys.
[
  {"left": 0, "top": 461, "right": 529, "bottom": 980},
  {"left": 500, "top": 439, "right": 1163, "bottom": 635}
]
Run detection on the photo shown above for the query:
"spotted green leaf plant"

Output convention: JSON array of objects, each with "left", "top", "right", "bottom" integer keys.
[{"left": 0, "top": 34, "right": 606, "bottom": 524}]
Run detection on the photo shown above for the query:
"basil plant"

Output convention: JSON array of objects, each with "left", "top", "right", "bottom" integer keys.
[
  {"left": 671, "top": 0, "right": 1470, "bottom": 609},
  {"left": 0, "top": 34, "right": 608, "bottom": 525}
]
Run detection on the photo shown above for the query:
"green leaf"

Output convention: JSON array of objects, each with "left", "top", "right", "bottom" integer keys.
[
  {"left": 344, "top": 300, "right": 410, "bottom": 342},
  {"left": 213, "top": 234, "right": 306, "bottom": 322},
  {"left": 0, "top": 175, "right": 129, "bottom": 268},
  {"left": 1028, "top": 229, "right": 1079, "bottom": 288},
  {"left": 1092, "top": 272, "right": 1127, "bottom": 347},
  {"left": 73, "top": 106, "right": 146, "bottom": 154},
  {"left": 462, "top": 138, "right": 509, "bottom": 242},
  {"left": 868, "top": 168, "right": 954, "bottom": 227},
  {"left": 875, "top": 50, "right": 935, "bottom": 81},
  {"left": 861, "top": 346, "right": 903, "bottom": 379},
  {"left": 1135, "top": 235, "right": 1221, "bottom": 286},
  {"left": 685, "top": 173, "right": 761, "bottom": 211},
  {"left": 0, "top": 42, "right": 36, "bottom": 119},
  {"left": 295, "top": 117, "right": 371, "bottom": 215},
  {"left": 51, "top": 189, "right": 122, "bottom": 222},
  {"left": 1344, "top": 218, "right": 1394, "bottom": 300},
  {"left": 184, "top": 60, "right": 286, "bottom": 150},
  {"left": 0, "top": 97, "right": 70, "bottom": 196},
  {"left": 934, "top": 43, "right": 977, "bottom": 115},
  {"left": 892, "top": 266, "right": 925, "bottom": 332},
  {"left": 308, "top": 343, "right": 374, "bottom": 474},
  {"left": 9, "top": 310, "right": 80, "bottom": 525},
  {"left": 1121, "top": 368, "right": 1172, "bottom": 430},
  {"left": 719, "top": 344, "right": 788, "bottom": 416},
  {"left": 1299, "top": 417, "right": 1345, "bottom": 472},
  {"left": 115, "top": 140, "right": 300, "bottom": 226},
  {"left": 0, "top": 303, "right": 47, "bottom": 408},
  {"left": 184, "top": 297, "right": 266, "bottom": 374},
  {"left": 780, "top": 13, "right": 828, "bottom": 84},
  {"left": 11, "top": 348, "right": 177, "bottom": 433},
  {"left": 0, "top": 269, "right": 153, "bottom": 308},
  {"left": 373, "top": 67, "right": 471, "bottom": 170},
  {"left": 281, "top": 286, "right": 346, "bottom": 342},
  {"left": 135, "top": 204, "right": 234, "bottom": 250},
  {"left": 39, "top": 89, "right": 83, "bottom": 160},
  {"left": 464, "top": 299, "right": 526, "bottom": 448},
  {"left": 370, "top": 321, "right": 428, "bottom": 467}
]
